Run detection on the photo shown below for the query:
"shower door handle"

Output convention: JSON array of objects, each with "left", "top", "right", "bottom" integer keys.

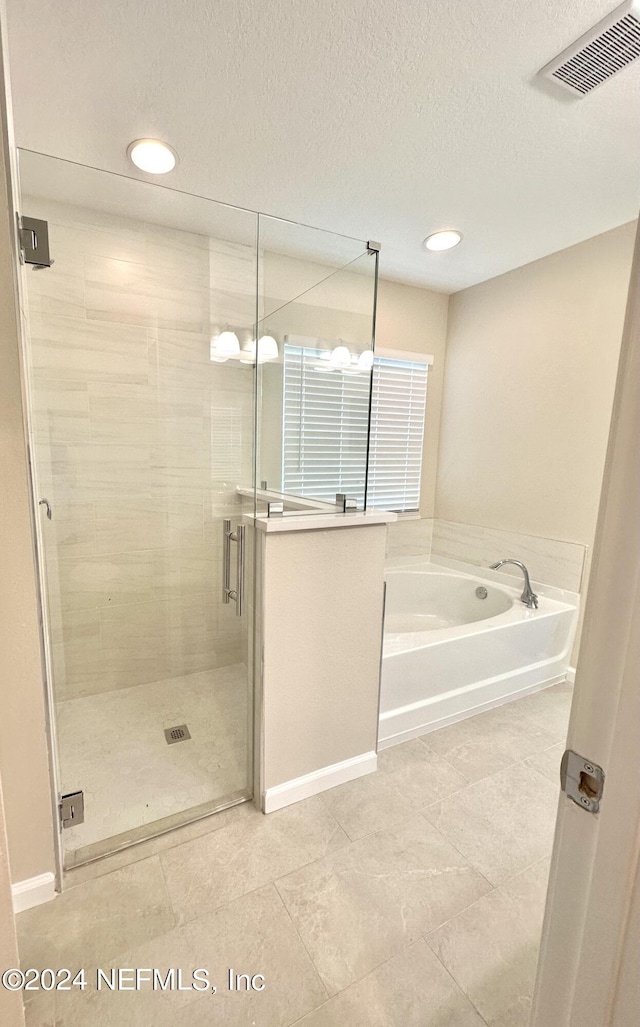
[
  {"left": 234, "top": 525, "right": 245, "bottom": 617},
  {"left": 222, "top": 519, "right": 232, "bottom": 603},
  {"left": 222, "top": 519, "right": 245, "bottom": 617}
]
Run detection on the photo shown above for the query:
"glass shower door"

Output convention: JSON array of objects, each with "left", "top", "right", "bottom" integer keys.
[{"left": 17, "top": 151, "right": 258, "bottom": 867}]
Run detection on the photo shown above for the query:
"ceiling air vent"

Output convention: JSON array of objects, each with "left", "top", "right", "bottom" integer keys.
[{"left": 539, "top": 0, "right": 640, "bottom": 96}]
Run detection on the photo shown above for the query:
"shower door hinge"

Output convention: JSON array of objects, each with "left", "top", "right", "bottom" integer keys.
[
  {"left": 17, "top": 214, "right": 53, "bottom": 269},
  {"left": 560, "top": 750, "right": 605, "bottom": 814},
  {"left": 59, "top": 791, "right": 84, "bottom": 829}
]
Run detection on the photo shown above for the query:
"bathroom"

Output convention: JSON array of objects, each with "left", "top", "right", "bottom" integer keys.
[{"left": 0, "top": 2, "right": 638, "bottom": 1026}]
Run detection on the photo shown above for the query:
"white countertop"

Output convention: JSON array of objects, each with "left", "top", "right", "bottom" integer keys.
[{"left": 247, "top": 508, "right": 397, "bottom": 533}]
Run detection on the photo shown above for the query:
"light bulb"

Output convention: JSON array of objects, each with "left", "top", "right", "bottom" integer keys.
[
  {"left": 329, "top": 345, "right": 351, "bottom": 369},
  {"left": 127, "top": 139, "right": 178, "bottom": 174},
  {"left": 210, "top": 330, "right": 240, "bottom": 362},
  {"left": 257, "top": 335, "right": 279, "bottom": 362},
  {"left": 357, "top": 350, "right": 374, "bottom": 371},
  {"left": 423, "top": 230, "right": 462, "bottom": 252}
]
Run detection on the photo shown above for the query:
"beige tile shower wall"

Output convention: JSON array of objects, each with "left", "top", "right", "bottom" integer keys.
[
  {"left": 386, "top": 517, "right": 433, "bottom": 558},
  {"left": 431, "top": 520, "right": 585, "bottom": 593},
  {"left": 24, "top": 199, "right": 255, "bottom": 701}
]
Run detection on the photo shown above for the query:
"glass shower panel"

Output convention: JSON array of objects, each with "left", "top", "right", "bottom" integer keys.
[
  {"left": 256, "top": 215, "right": 377, "bottom": 508},
  {"left": 17, "top": 150, "right": 258, "bottom": 866}
]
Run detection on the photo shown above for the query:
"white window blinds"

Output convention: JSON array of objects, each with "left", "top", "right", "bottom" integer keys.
[
  {"left": 282, "top": 344, "right": 428, "bottom": 512},
  {"left": 366, "top": 355, "right": 428, "bottom": 512},
  {"left": 282, "top": 344, "right": 370, "bottom": 504}
]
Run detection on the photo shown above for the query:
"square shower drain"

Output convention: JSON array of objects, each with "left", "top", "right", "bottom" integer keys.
[{"left": 164, "top": 724, "right": 191, "bottom": 744}]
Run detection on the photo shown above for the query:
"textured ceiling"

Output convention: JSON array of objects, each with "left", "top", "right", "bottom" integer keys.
[{"left": 5, "top": 0, "right": 640, "bottom": 291}]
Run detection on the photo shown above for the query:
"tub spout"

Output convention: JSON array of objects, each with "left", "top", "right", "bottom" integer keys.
[{"left": 490, "top": 559, "right": 538, "bottom": 609}]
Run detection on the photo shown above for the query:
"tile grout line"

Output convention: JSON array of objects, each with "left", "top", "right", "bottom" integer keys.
[
  {"left": 157, "top": 803, "right": 350, "bottom": 932},
  {"left": 412, "top": 699, "right": 568, "bottom": 787},
  {"left": 418, "top": 736, "right": 566, "bottom": 815},
  {"left": 270, "top": 881, "right": 332, "bottom": 1015},
  {"left": 157, "top": 849, "right": 181, "bottom": 932},
  {"left": 416, "top": 807, "right": 497, "bottom": 892},
  {"left": 421, "top": 850, "right": 551, "bottom": 943},
  {"left": 272, "top": 809, "right": 499, "bottom": 1014},
  {"left": 422, "top": 938, "right": 491, "bottom": 1027},
  {"left": 284, "top": 935, "right": 494, "bottom": 1027},
  {"left": 421, "top": 851, "right": 554, "bottom": 1027}
]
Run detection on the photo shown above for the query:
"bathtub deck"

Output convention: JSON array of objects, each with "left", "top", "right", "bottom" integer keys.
[{"left": 17, "top": 680, "right": 572, "bottom": 1027}]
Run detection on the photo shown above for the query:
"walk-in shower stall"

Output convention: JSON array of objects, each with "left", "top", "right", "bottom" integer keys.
[{"left": 16, "top": 149, "right": 378, "bottom": 870}]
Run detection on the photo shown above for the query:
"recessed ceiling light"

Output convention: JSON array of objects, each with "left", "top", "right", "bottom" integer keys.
[
  {"left": 423, "top": 230, "right": 462, "bottom": 252},
  {"left": 127, "top": 139, "right": 178, "bottom": 174}
]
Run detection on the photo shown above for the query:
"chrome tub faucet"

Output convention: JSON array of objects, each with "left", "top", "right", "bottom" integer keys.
[{"left": 490, "top": 559, "right": 539, "bottom": 609}]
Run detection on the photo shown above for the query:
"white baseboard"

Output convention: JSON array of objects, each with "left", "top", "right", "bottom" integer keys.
[
  {"left": 12, "top": 872, "right": 56, "bottom": 913},
  {"left": 264, "top": 751, "right": 377, "bottom": 814},
  {"left": 566, "top": 666, "right": 576, "bottom": 683}
]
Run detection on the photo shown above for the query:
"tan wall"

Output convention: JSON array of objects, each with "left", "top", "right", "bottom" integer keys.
[
  {"left": 260, "top": 524, "right": 386, "bottom": 791},
  {"left": 436, "top": 222, "right": 635, "bottom": 542},
  {"left": 0, "top": 93, "right": 55, "bottom": 883},
  {"left": 434, "top": 222, "right": 636, "bottom": 658},
  {"left": 0, "top": 780, "right": 24, "bottom": 1026},
  {"left": 376, "top": 278, "right": 449, "bottom": 518}
]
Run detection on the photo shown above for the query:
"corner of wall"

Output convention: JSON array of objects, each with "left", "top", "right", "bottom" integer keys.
[{"left": 0, "top": 34, "right": 57, "bottom": 888}]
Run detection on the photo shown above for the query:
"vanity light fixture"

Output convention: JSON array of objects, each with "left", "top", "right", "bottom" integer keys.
[
  {"left": 423, "top": 229, "right": 462, "bottom": 252},
  {"left": 210, "top": 330, "right": 240, "bottom": 362},
  {"left": 127, "top": 139, "right": 178, "bottom": 174},
  {"left": 239, "top": 335, "right": 280, "bottom": 364}
]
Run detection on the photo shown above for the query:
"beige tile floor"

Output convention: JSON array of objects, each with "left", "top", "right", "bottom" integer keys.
[
  {"left": 57, "top": 663, "right": 249, "bottom": 854},
  {"left": 18, "top": 681, "right": 572, "bottom": 1027}
]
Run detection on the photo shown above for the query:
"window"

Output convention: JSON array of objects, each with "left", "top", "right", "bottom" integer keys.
[
  {"left": 282, "top": 344, "right": 370, "bottom": 504},
  {"left": 366, "top": 355, "right": 428, "bottom": 512},
  {"left": 282, "top": 342, "right": 429, "bottom": 512}
]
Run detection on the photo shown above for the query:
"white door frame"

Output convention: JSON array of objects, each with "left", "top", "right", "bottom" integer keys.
[{"left": 532, "top": 222, "right": 639, "bottom": 1025}]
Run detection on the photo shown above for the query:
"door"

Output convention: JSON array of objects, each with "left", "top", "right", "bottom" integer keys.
[
  {"left": 531, "top": 224, "right": 640, "bottom": 1024},
  {"left": 16, "top": 150, "right": 258, "bottom": 868}
]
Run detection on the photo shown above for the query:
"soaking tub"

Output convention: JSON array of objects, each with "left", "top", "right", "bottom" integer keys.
[{"left": 379, "top": 559, "right": 578, "bottom": 748}]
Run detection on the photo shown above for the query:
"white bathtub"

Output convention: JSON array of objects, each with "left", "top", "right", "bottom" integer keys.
[{"left": 379, "top": 559, "right": 578, "bottom": 748}]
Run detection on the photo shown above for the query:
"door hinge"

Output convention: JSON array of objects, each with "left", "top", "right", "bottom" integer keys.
[
  {"left": 560, "top": 750, "right": 605, "bottom": 813},
  {"left": 59, "top": 791, "right": 84, "bottom": 829},
  {"left": 17, "top": 214, "right": 53, "bottom": 269}
]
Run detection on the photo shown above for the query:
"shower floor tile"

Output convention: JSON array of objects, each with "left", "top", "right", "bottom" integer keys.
[{"left": 56, "top": 663, "right": 249, "bottom": 854}]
